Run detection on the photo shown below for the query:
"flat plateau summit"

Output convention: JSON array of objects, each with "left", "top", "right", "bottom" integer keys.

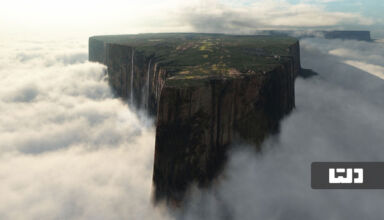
[{"left": 89, "top": 33, "right": 300, "bottom": 204}]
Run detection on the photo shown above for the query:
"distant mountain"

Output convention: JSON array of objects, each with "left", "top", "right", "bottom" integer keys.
[{"left": 261, "top": 30, "right": 372, "bottom": 41}]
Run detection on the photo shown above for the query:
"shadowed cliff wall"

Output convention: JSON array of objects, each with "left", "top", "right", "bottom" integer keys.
[{"left": 89, "top": 35, "right": 300, "bottom": 204}]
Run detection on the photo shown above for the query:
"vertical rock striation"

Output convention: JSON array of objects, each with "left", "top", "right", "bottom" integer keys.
[
  {"left": 89, "top": 33, "right": 300, "bottom": 204},
  {"left": 154, "top": 64, "right": 296, "bottom": 202}
]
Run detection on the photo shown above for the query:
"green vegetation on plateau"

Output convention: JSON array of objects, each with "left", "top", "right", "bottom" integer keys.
[{"left": 90, "top": 33, "right": 297, "bottom": 87}]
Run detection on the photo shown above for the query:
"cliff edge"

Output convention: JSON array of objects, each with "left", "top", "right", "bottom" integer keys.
[{"left": 89, "top": 33, "right": 300, "bottom": 204}]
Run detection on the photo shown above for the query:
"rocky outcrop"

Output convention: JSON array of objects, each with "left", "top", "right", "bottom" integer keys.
[
  {"left": 323, "top": 31, "right": 371, "bottom": 41},
  {"left": 89, "top": 33, "right": 300, "bottom": 204},
  {"left": 262, "top": 30, "right": 372, "bottom": 41},
  {"left": 299, "top": 68, "right": 318, "bottom": 78}
]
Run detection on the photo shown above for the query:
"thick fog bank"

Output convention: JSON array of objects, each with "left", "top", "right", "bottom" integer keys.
[{"left": 0, "top": 37, "right": 383, "bottom": 219}]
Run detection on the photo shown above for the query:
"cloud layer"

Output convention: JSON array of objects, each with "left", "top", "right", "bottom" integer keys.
[
  {"left": 181, "top": 0, "right": 373, "bottom": 34},
  {"left": 0, "top": 0, "right": 377, "bottom": 37},
  {"left": 1, "top": 34, "right": 384, "bottom": 219},
  {"left": 179, "top": 37, "right": 384, "bottom": 219},
  {"left": 0, "top": 38, "right": 171, "bottom": 220}
]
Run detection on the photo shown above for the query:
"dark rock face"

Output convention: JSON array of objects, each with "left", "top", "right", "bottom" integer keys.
[
  {"left": 299, "top": 68, "right": 318, "bottom": 79},
  {"left": 88, "top": 33, "right": 300, "bottom": 204},
  {"left": 323, "top": 31, "right": 371, "bottom": 41},
  {"left": 262, "top": 30, "right": 372, "bottom": 42},
  {"left": 154, "top": 63, "right": 296, "bottom": 202},
  {"left": 89, "top": 37, "right": 162, "bottom": 114}
]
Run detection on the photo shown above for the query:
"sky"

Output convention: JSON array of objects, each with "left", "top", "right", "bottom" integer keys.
[
  {"left": 0, "top": 0, "right": 383, "bottom": 38},
  {"left": 1, "top": 0, "right": 384, "bottom": 219},
  {"left": 288, "top": 0, "right": 383, "bottom": 18}
]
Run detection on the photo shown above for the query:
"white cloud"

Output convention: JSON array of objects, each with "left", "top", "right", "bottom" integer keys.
[
  {"left": 180, "top": 0, "right": 373, "bottom": 33},
  {"left": 305, "top": 0, "right": 343, "bottom": 3},
  {"left": 180, "top": 38, "right": 384, "bottom": 220},
  {"left": 344, "top": 60, "right": 384, "bottom": 80},
  {"left": 0, "top": 0, "right": 375, "bottom": 37},
  {"left": 0, "top": 38, "right": 171, "bottom": 219},
  {"left": 1, "top": 25, "right": 384, "bottom": 220},
  {"left": 306, "top": 39, "right": 384, "bottom": 80}
]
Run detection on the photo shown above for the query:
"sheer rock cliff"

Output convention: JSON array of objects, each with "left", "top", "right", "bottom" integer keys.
[{"left": 89, "top": 33, "right": 300, "bottom": 204}]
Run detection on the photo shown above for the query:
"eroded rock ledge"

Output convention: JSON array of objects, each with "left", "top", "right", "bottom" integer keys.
[{"left": 89, "top": 33, "right": 300, "bottom": 204}]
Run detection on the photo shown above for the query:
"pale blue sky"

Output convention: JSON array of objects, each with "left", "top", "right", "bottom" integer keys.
[
  {"left": 326, "top": 0, "right": 382, "bottom": 21},
  {"left": 282, "top": 0, "right": 382, "bottom": 22},
  {"left": 1, "top": 0, "right": 382, "bottom": 37},
  {"left": 223, "top": 0, "right": 383, "bottom": 21},
  {"left": 219, "top": 0, "right": 383, "bottom": 37}
]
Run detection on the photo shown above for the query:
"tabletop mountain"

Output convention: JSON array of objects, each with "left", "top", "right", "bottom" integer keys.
[{"left": 89, "top": 33, "right": 300, "bottom": 204}]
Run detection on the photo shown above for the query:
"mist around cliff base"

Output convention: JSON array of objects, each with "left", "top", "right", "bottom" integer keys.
[
  {"left": 177, "top": 38, "right": 384, "bottom": 220},
  {"left": 0, "top": 36, "right": 384, "bottom": 219}
]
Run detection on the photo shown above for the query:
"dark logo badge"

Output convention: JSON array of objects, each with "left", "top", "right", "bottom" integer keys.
[{"left": 312, "top": 162, "right": 384, "bottom": 189}]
